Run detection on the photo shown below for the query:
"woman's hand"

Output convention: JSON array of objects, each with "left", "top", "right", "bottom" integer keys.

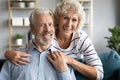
[
  {"left": 57, "top": 52, "right": 74, "bottom": 65},
  {"left": 49, "top": 51, "right": 73, "bottom": 64},
  {"left": 5, "top": 50, "right": 31, "bottom": 66},
  {"left": 47, "top": 51, "right": 68, "bottom": 72}
]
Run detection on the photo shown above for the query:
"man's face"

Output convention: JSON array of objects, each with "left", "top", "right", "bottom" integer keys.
[{"left": 31, "top": 13, "right": 55, "bottom": 46}]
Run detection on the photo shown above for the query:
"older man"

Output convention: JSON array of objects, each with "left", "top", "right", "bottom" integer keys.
[{"left": 0, "top": 8, "right": 73, "bottom": 80}]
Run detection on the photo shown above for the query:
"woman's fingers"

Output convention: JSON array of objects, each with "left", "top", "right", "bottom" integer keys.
[
  {"left": 50, "top": 51, "right": 61, "bottom": 60},
  {"left": 47, "top": 54, "right": 54, "bottom": 63},
  {"left": 17, "top": 51, "right": 31, "bottom": 57},
  {"left": 10, "top": 51, "right": 31, "bottom": 65},
  {"left": 5, "top": 50, "right": 31, "bottom": 66},
  {"left": 47, "top": 51, "right": 68, "bottom": 72},
  {"left": 12, "top": 61, "right": 19, "bottom": 66},
  {"left": 12, "top": 56, "right": 30, "bottom": 66},
  {"left": 18, "top": 57, "right": 30, "bottom": 63},
  {"left": 50, "top": 51, "right": 57, "bottom": 60}
]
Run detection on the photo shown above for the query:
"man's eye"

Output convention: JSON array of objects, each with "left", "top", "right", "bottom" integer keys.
[
  {"left": 63, "top": 16, "right": 68, "bottom": 19},
  {"left": 49, "top": 23, "right": 53, "bottom": 26},
  {"left": 39, "top": 24, "right": 44, "bottom": 27}
]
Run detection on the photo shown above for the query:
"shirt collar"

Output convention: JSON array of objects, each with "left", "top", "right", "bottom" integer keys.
[{"left": 26, "top": 39, "right": 53, "bottom": 53}]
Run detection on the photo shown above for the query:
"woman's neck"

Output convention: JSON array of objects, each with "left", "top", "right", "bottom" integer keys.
[{"left": 56, "top": 33, "right": 73, "bottom": 49}]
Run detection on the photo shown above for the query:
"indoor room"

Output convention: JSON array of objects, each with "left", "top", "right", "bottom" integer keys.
[{"left": 0, "top": 0, "right": 120, "bottom": 80}]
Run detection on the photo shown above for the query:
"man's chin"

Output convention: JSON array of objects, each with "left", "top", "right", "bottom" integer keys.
[
  {"left": 43, "top": 37, "right": 52, "bottom": 41},
  {"left": 43, "top": 34, "right": 54, "bottom": 40},
  {"left": 41, "top": 40, "right": 51, "bottom": 46}
]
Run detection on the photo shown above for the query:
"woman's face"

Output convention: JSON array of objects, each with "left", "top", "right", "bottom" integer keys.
[{"left": 58, "top": 9, "right": 79, "bottom": 36}]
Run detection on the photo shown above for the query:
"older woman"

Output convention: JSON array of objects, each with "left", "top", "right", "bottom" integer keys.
[{"left": 5, "top": 0, "right": 103, "bottom": 80}]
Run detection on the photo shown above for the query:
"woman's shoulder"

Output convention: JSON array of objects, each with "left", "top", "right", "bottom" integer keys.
[{"left": 74, "top": 30, "right": 88, "bottom": 38}]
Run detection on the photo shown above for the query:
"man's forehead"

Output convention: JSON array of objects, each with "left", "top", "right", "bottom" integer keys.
[
  {"left": 36, "top": 13, "right": 52, "bottom": 17},
  {"left": 34, "top": 14, "right": 53, "bottom": 24},
  {"left": 35, "top": 13, "right": 53, "bottom": 20}
]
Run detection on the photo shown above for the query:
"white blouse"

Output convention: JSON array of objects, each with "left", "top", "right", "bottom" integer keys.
[{"left": 51, "top": 30, "right": 103, "bottom": 80}]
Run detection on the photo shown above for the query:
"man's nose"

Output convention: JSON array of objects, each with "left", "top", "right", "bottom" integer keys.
[{"left": 44, "top": 24, "right": 50, "bottom": 31}]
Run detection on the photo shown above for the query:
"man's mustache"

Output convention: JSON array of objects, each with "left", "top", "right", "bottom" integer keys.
[{"left": 42, "top": 31, "right": 54, "bottom": 36}]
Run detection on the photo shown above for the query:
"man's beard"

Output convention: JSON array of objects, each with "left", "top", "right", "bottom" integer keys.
[{"left": 37, "top": 31, "right": 54, "bottom": 46}]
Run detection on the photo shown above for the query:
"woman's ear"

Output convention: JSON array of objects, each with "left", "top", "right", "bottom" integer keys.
[
  {"left": 56, "top": 16, "right": 59, "bottom": 22},
  {"left": 55, "top": 16, "right": 59, "bottom": 26},
  {"left": 76, "top": 19, "right": 80, "bottom": 30}
]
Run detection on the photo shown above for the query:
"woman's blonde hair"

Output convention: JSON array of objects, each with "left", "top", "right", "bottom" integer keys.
[{"left": 54, "top": 0, "right": 85, "bottom": 31}]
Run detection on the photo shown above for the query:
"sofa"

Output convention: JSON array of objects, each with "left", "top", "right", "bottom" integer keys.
[
  {"left": 0, "top": 51, "right": 120, "bottom": 80},
  {"left": 75, "top": 50, "right": 120, "bottom": 80}
]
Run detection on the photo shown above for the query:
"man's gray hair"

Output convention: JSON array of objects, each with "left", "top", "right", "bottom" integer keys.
[
  {"left": 55, "top": 0, "right": 85, "bottom": 31},
  {"left": 29, "top": 8, "right": 54, "bottom": 27}
]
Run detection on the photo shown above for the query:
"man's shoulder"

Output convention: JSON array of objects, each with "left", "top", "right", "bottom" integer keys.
[
  {"left": 16, "top": 40, "right": 34, "bottom": 52},
  {"left": 16, "top": 46, "right": 28, "bottom": 52},
  {"left": 1, "top": 60, "right": 15, "bottom": 71}
]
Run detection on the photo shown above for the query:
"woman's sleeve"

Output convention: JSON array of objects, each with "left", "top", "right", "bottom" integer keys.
[
  {"left": 80, "top": 32, "right": 104, "bottom": 80},
  {"left": 57, "top": 68, "right": 76, "bottom": 80}
]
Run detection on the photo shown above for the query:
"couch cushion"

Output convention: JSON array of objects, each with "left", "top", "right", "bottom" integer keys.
[
  {"left": 98, "top": 50, "right": 120, "bottom": 79},
  {"left": 75, "top": 51, "right": 120, "bottom": 80},
  {"left": 0, "top": 59, "right": 6, "bottom": 71}
]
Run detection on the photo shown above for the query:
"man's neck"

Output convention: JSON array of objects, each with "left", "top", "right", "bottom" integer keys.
[
  {"left": 33, "top": 40, "right": 51, "bottom": 52},
  {"left": 36, "top": 44, "right": 51, "bottom": 52}
]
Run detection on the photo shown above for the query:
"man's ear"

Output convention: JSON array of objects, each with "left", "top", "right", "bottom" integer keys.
[{"left": 29, "top": 25, "right": 34, "bottom": 34}]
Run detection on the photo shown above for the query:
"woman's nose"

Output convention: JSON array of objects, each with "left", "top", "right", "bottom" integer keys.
[{"left": 67, "top": 20, "right": 72, "bottom": 27}]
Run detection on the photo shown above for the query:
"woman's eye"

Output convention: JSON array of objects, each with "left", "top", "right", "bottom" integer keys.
[{"left": 73, "top": 19, "right": 77, "bottom": 22}]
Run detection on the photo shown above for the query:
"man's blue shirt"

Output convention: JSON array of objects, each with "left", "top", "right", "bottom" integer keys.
[{"left": 0, "top": 40, "right": 75, "bottom": 80}]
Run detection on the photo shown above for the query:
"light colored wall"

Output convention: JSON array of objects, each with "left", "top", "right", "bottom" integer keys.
[
  {"left": 93, "top": 0, "right": 117, "bottom": 53},
  {"left": 39, "top": 0, "right": 60, "bottom": 11},
  {"left": 0, "top": 0, "right": 119, "bottom": 58},
  {"left": 0, "top": 0, "right": 9, "bottom": 58},
  {"left": 0, "top": 0, "right": 60, "bottom": 59}
]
